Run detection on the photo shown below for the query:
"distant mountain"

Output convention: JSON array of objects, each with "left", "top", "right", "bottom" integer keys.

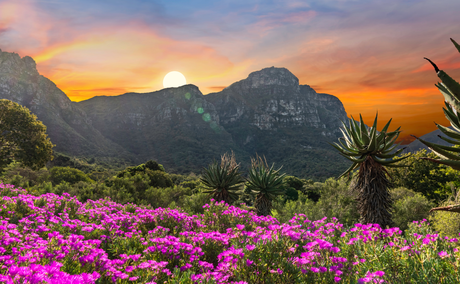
[
  {"left": 204, "top": 67, "right": 349, "bottom": 177},
  {"left": 78, "top": 85, "right": 238, "bottom": 173},
  {"left": 0, "top": 50, "right": 353, "bottom": 179},
  {"left": 401, "top": 127, "right": 454, "bottom": 154}
]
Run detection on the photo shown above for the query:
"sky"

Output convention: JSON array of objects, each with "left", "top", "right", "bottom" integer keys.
[{"left": 1, "top": 0, "right": 460, "bottom": 144}]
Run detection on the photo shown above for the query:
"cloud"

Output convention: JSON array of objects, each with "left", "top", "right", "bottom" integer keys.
[{"left": 1, "top": 0, "right": 460, "bottom": 141}]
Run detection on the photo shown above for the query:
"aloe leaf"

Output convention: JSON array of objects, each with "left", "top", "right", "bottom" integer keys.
[
  {"left": 437, "top": 124, "right": 460, "bottom": 140},
  {"left": 451, "top": 38, "right": 460, "bottom": 54},
  {"left": 338, "top": 162, "right": 359, "bottom": 179},
  {"left": 437, "top": 134, "right": 460, "bottom": 145}
]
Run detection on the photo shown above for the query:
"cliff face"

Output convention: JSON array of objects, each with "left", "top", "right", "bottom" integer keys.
[
  {"left": 78, "top": 85, "right": 237, "bottom": 172},
  {"left": 204, "top": 67, "right": 349, "bottom": 167},
  {"left": 0, "top": 49, "right": 129, "bottom": 158},
  {"left": 0, "top": 49, "right": 350, "bottom": 178},
  {"left": 205, "top": 67, "right": 347, "bottom": 133}
]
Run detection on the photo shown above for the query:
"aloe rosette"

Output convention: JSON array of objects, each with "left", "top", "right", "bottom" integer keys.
[
  {"left": 200, "top": 160, "right": 244, "bottom": 206},
  {"left": 415, "top": 38, "right": 460, "bottom": 213},
  {"left": 331, "top": 113, "right": 410, "bottom": 228},
  {"left": 246, "top": 157, "right": 285, "bottom": 217}
]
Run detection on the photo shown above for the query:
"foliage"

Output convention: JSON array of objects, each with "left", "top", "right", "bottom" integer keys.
[
  {"left": 246, "top": 156, "right": 286, "bottom": 216},
  {"left": 3, "top": 184, "right": 460, "bottom": 283},
  {"left": 414, "top": 39, "right": 460, "bottom": 171},
  {"left": 386, "top": 149, "right": 454, "bottom": 202},
  {"left": 116, "top": 160, "right": 166, "bottom": 178},
  {"left": 200, "top": 152, "right": 244, "bottom": 205},
  {"left": 332, "top": 112, "right": 410, "bottom": 228},
  {"left": 49, "top": 166, "right": 95, "bottom": 185},
  {"left": 429, "top": 187, "right": 460, "bottom": 238},
  {"left": 0, "top": 99, "right": 54, "bottom": 172},
  {"left": 391, "top": 187, "right": 435, "bottom": 231}
]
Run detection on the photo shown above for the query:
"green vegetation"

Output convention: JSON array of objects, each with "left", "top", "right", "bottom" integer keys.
[
  {"left": 246, "top": 156, "right": 286, "bottom": 216},
  {"left": 200, "top": 152, "right": 244, "bottom": 205},
  {"left": 1, "top": 145, "right": 460, "bottom": 236},
  {"left": 0, "top": 99, "right": 54, "bottom": 172},
  {"left": 331, "top": 113, "right": 410, "bottom": 228}
]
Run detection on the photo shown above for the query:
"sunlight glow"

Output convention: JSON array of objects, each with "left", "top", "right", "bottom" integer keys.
[{"left": 163, "top": 71, "right": 186, "bottom": 88}]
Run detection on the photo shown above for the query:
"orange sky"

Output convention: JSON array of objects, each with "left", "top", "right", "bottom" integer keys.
[{"left": 1, "top": 0, "right": 460, "bottom": 144}]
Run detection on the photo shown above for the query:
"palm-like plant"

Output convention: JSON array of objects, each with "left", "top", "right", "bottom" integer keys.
[
  {"left": 200, "top": 152, "right": 244, "bottom": 205},
  {"left": 246, "top": 156, "right": 285, "bottom": 216},
  {"left": 331, "top": 113, "right": 410, "bottom": 228},
  {"left": 413, "top": 38, "right": 460, "bottom": 213}
]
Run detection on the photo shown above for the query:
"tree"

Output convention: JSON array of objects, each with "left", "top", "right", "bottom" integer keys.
[
  {"left": 331, "top": 113, "right": 410, "bottom": 228},
  {"left": 0, "top": 99, "right": 54, "bottom": 172}
]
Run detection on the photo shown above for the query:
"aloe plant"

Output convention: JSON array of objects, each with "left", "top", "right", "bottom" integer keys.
[
  {"left": 246, "top": 156, "right": 285, "bottom": 216},
  {"left": 331, "top": 113, "right": 410, "bottom": 228},
  {"left": 413, "top": 38, "right": 460, "bottom": 170},
  {"left": 413, "top": 38, "right": 460, "bottom": 213},
  {"left": 200, "top": 152, "right": 244, "bottom": 205}
]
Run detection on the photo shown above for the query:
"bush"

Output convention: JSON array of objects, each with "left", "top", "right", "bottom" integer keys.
[
  {"left": 391, "top": 187, "right": 434, "bottom": 231},
  {"left": 429, "top": 188, "right": 460, "bottom": 238},
  {"left": 179, "top": 192, "right": 212, "bottom": 215},
  {"left": 142, "top": 186, "right": 193, "bottom": 209},
  {"left": 309, "top": 178, "right": 360, "bottom": 227},
  {"left": 49, "top": 166, "right": 95, "bottom": 185}
]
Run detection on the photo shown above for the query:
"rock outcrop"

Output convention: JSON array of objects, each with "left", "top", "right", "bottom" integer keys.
[
  {"left": 0, "top": 49, "right": 130, "bottom": 158},
  {"left": 0, "top": 49, "right": 350, "bottom": 178}
]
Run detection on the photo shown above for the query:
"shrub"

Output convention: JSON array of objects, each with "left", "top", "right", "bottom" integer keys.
[
  {"left": 429, "top": 188, "right": 460, "bottom": 238},
  {"left": 179, "top": 192, "right": 212, "bottom": 215},
  {"left": 49, "top": 166, "right": 95, "bottom": 185},
  {"left": 143, "top": 186, "right": 193, "bottom": 209},
  {"left": 390, "top": 187, "right": 434, "bottom": 231}
]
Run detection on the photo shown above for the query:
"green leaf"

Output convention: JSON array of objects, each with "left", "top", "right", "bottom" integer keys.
[
  {"left": 438, "top": 70, "right": 460, "bottom": 99},
  {"left": 436, "top": 124, "right": 460, "bottom": 140},
  {"left": 451, "top": 38, "right": 460, "bottom": 54},
  {"left": 338, "top": 162, "right": 359, "bottom": 179}
]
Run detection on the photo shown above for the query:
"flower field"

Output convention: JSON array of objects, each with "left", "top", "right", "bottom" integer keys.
[{"left": 1, "top": 183, "right": 460, "bottom": 284}]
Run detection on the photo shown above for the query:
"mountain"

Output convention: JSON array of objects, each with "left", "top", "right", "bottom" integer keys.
[
  {"left": 78, "top": 85, "right": 238, "bottom": 173},
  {"left": 0, "top": 49, "right": 131, "bottom": 160},
  {"left": 204, "top": 67, "right": 349, "bottom": 177},
  {"left": 401, "top": 127, "right": 454, "bottom": 154},
  {"left": 0, "top": 50, "right": 351, "bottom": 179}
]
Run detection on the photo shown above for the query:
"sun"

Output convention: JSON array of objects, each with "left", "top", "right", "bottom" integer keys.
[{"left": 163, "top": 71, "right": 186, "bottom": 88}]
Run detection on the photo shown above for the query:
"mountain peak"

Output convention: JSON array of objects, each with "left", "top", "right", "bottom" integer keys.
[{"left": 244, "top": 66, "right": 299, "bottom": 89}]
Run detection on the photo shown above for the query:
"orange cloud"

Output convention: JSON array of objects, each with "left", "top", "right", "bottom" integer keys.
[{"left": 18, "top": 22, "right": 238, "bottom": 101}]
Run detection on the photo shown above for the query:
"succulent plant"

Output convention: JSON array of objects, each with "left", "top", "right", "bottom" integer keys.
[
  {"left": 413, "top": 38, "right": 460, "bottom": 170},
  {"left": 200, "top": 152, "right": 244, "bottom": 205},
  {"left": 331, "top": 113, "right": 410, "bottom": 228},
  {"left": 332, "top": 113, "right": 409, "bottom": 179},
  {"left": 413, "top": 38, "right": 460, "bottom": 214},
  {"left": 246, "top": 156, "right": 285, "bottom": 216}
]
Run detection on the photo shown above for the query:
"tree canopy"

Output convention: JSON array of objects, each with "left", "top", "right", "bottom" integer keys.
[{"left": 0, "top": 99, "right": 54, "bottom": 172}]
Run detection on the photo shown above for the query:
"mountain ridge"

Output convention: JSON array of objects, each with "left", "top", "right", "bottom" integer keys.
[{"left": 0, "top": 50, "right": 354, "bottom": 179}]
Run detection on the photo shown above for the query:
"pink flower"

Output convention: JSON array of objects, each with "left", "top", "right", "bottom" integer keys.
[{"left": 438, "top": 251, "right": 450, "bottom": 259}]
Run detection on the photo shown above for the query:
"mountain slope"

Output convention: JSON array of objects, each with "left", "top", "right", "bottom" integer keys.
[
  {"left": 0, "top": 49, "right": 130, "bottom": 159},
  {"left": 78, "top": 85, "right": 239, "bottom": 172},
  {"left": 0, "top": 49, "right": 352, "bottom": 179},
  {"left": 204, "top": 67, "right": 349, "bottom": 177}
]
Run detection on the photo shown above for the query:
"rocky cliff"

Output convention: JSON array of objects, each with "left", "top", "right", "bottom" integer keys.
[
  {"left": 204, "top": 67, "right": 349, "bottom": 177},
  {"left": 78, "top": 85, "right": 238, "bottom": 172},
  {"left": 0, "top": 49, "right": 350, "bottom": 178},
  {"left": 0, "top": 49, "right": 130, "bottom": 158}
]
